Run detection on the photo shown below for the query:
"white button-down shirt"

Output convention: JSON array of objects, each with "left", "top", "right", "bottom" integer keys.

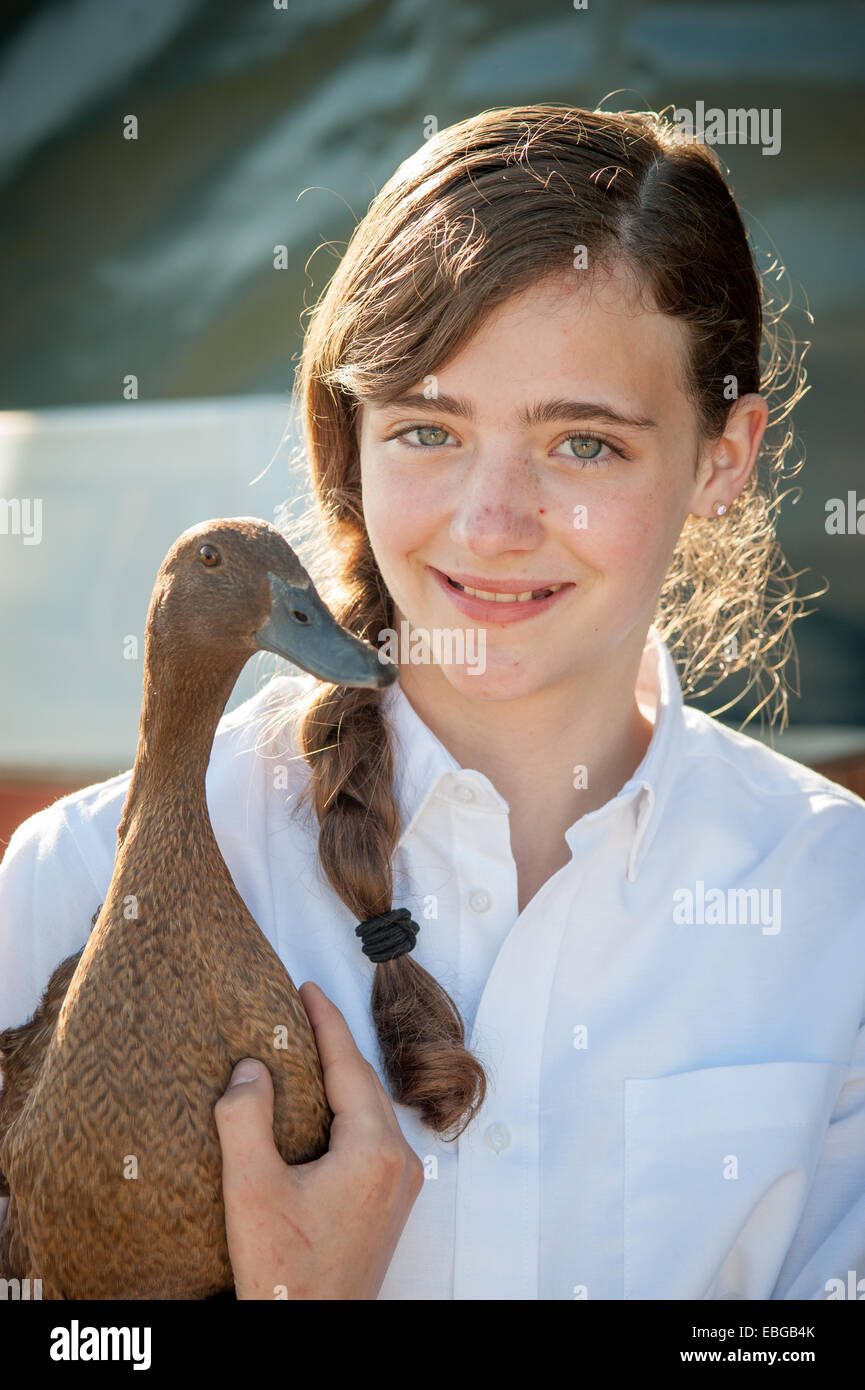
[{"left": 2, "top": 629, "right": 864, "bottom": 1300}]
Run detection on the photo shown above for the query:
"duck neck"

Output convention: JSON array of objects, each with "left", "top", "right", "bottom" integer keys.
[{"left": 117, "top": 649, "right": 247, "bottom": 844}]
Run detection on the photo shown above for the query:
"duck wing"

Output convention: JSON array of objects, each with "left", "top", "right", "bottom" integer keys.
[
  {"left": 0, "top": 906, "right": 100, "bottom": 1197},
  {"left": 0, "top": 947, "right": 84, "bottom": 1198}
]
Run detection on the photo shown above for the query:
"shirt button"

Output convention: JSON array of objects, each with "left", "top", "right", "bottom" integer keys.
[
  {"left": 468, "top": 889, "right": 491, "bottom": 913},
  {"left": 453, "top": 782, "right": 475, "bottom": 803},
  {"left": 483, "top": 1122, "right": 511, "bottom": 1153}
]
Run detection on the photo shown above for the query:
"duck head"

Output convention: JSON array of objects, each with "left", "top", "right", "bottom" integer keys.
[{"left": 149, "top": 517, "right": 397, "bottom": 689}]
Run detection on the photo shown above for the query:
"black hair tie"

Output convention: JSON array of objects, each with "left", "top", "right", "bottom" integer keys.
[{"left": 356, "top": 907, "right": 420, "bottom": 963}]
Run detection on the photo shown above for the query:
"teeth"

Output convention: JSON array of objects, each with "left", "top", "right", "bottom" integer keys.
[{"left": 449, "top": 578, "right": 564, "bottom": 603}]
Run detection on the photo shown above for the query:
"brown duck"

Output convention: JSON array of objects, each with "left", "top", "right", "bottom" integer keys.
[{"left": 0, "top": 517, "right": 396, "bottom": 1299}]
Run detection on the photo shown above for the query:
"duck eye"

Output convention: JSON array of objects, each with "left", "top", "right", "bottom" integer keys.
[{"left": 199, "top": 544, "right": 221, "bottom": 567}]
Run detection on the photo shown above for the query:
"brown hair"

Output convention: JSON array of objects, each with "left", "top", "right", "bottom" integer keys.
[{"left": 266, "top": 103, "right": 808, "bottom": 1139}]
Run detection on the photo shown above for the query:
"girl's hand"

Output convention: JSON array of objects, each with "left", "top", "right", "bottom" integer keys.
[{"left": 213, "top": 980, "right": 424, "bottom": 1300}]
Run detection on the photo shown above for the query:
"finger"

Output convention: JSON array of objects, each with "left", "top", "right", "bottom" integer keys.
[
  {"left": 213, "top": 1057, "right": 285, "bottom": 1190},
  {"left": 298, "top": 981, "right": 403, "bottom": 1142}
]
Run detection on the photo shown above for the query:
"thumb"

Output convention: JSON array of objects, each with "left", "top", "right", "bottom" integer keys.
[{"left": 214, "top": 1058, "right": 280, "bottom": 1186}]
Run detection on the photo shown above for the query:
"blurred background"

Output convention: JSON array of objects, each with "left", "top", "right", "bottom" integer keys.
[{"left": 1, "top": 0, "right": 864, "bottom": 846}]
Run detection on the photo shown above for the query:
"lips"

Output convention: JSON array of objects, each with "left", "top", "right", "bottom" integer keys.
[
  {"left": 439, "top": 567, "right": 569, "bottom": 596},
  {"left": 427, "top": 565, "right": 572, "bottom": 623}
]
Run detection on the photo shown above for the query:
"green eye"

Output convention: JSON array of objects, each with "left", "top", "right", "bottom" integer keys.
[
  {"left": 412, "top": 426, "right": 450, "bottom": 446},
  {"left": 569, "top": 436, "right": 603, "bottom": 458},
  {"left": 559, "top": 433, "right": 624, "bottom": 468}
]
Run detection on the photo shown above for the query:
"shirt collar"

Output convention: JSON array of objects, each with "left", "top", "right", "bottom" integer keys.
[
  {"left": 380, "top": 626, "right": 684, "bottom": 882},
  {"left": 609, "top": 626, "right": 683, "bottom": 883}
]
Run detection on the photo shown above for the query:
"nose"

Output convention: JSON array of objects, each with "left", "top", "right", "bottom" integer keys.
[{"left": 449, "top": 447, "right": 544, "bottom": 557}]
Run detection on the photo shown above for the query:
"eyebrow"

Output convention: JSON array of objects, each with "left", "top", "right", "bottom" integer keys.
[{"left": 378, "top": 391, "right": 658, "bottom": 431}]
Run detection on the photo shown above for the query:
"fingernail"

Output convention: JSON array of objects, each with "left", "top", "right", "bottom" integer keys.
[{"left": 229, "top": 1060, "right": 262, "bottom": 1087}]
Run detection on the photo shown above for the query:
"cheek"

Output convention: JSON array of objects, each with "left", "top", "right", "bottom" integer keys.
[
  {"left": 361, "top": 461, "right": 435, "bottom": 570},
  {"left": 567, "top": 486, "right": 680, "bottom": 587}
]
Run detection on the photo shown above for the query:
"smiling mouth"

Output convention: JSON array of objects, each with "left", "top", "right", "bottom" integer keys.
[{"left": 444, "top": 576, "right": 567, "bottom": 603}]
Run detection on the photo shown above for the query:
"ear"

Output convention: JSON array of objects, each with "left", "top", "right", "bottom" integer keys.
[{"left": 690, "top": 393, "right": 769, "bottom": 518}]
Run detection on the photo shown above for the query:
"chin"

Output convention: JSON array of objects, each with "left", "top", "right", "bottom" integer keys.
[{"left": 435, "top": 660, "right": 549, "bottom": 702}]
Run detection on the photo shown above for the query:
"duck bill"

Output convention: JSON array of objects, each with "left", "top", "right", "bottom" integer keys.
[{"left": 254, "top": 572, "right": 397, "bottom": 689}]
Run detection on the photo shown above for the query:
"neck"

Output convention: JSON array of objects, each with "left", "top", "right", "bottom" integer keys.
[
  {"left": 117, "top": 645, "right": 246, "bottom": 843},
  {"left": 394, "top": 628, "right": 656, "bottom": 853}
]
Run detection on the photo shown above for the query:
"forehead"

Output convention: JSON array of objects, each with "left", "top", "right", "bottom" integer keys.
[
  {"left": 468, "top": 266, "right": 687, "bottom": 408},
  {"left": 363, "top": 262, "right": 693, "bottom": 426}
]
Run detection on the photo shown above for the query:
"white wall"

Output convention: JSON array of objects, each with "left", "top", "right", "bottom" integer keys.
[{"left": 0, "top": 395, "right": 310, "bottom": 776}]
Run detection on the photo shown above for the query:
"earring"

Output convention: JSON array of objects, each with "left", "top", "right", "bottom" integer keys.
[{"left": 713, "top": 501, "right": 727, "bottom": 517}]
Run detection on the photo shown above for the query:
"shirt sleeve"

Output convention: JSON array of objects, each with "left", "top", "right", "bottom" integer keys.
[
  {"left": 0, "top": 800, "right": 115, "bottom": 1038},
  {"left": 771, "top": 1018, "right": 865, "bottom": 1299}
]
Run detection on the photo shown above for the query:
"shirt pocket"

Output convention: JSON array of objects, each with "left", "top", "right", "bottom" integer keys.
[{"left": 623, "top": 1060, "right": 848, "bottom": 1300}]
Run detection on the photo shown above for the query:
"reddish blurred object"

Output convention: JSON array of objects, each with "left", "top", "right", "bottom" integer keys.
[
  {"left": 809, "top": 753, "right": 865, "bottom": 800},
  {"left": 0, "top": 775, "right": 113, "bottom": 854}
]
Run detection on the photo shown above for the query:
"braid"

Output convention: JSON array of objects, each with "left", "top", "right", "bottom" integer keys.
[{"left": 293, "top": 531, "right": 487, "bottom": 1141}]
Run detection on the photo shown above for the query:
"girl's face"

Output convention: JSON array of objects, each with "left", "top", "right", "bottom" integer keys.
[{"left": 356, "top": 265, "right": 735, "bottom": 700}]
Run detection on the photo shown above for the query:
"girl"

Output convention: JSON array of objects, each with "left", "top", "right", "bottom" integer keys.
[{"left": 1, "top": 104, "right": 864, "bottom": 1300}]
